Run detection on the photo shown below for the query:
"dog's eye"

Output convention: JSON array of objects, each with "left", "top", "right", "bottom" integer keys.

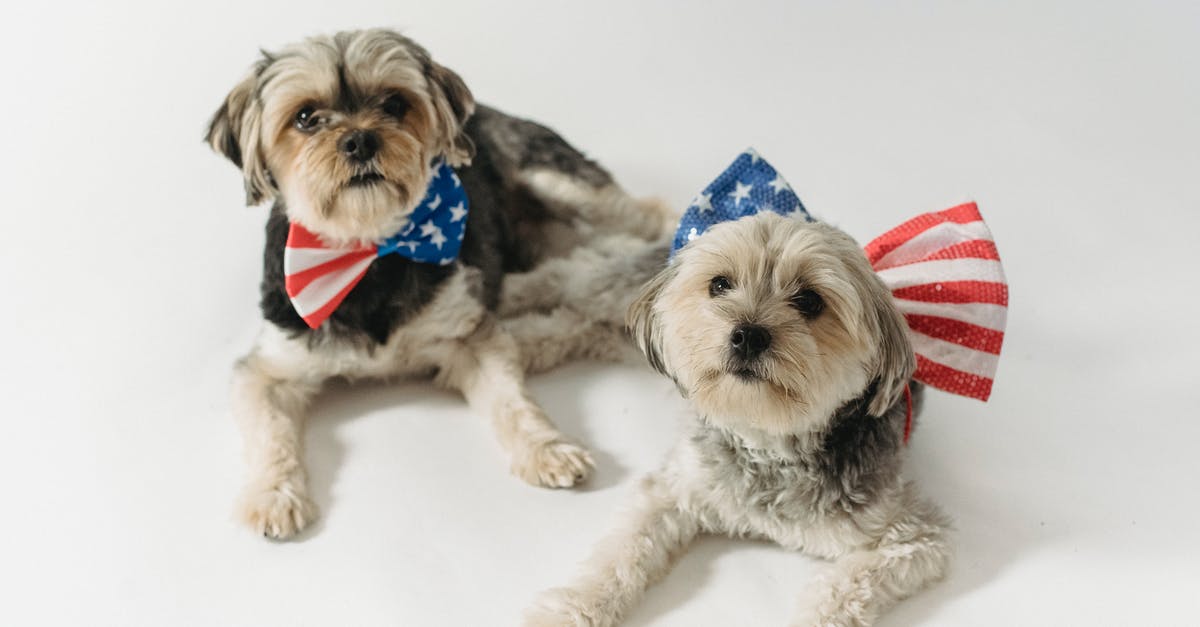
[
  {"left": 791, "top": 289, "right": 824, "bottom": 318},
  {"left": 709, "top": 276, "right": 732, "bottom": 297},
  {"left": 382, "top": 94, "right": 409, "bottom": 119},
  {"left": 294, "top": 106, "right": 319, "bottom": 131}
]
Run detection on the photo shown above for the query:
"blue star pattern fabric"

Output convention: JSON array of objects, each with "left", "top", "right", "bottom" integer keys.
[
  {"left": 377, "top": 159, "right": 470, "bottom": 265},
  {"left": 672, "top": 149, "right": 813, "bottom": 256},
  {"left": 282, "top": 159, "right": 471, "bottom": 328}
]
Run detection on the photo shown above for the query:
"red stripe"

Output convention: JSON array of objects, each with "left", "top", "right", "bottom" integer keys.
[
  {"left": 300, "top": 276, "right": 364, "bottom": 329},
  {"left": 914, "top": 354, "right": 993, "bottom": 401},
  {"left": 892, "top": 281, "right": 1009, "bottom": 306},
  {"left": 286, "top": 222, "right": 330, "bottom": 249},
  {"left": 919, "top": 239, "right": 1000, "bottom": 263},
  {"left": 864, "top": 202, "right": 981, "bottom": 264},
  {"left": 906, "top": 314, "right": 1004, "bottom": 354},
  {"left": 284, "top": 249, "right": 376, "bottom": 297}
]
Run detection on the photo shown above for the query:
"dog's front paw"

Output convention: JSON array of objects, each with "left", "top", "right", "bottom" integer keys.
[
  {"left": 236, "top": 479, "right": 317, "bottom": 539},
  {"left": 523, "top": 588, "right": 601, "bottom": 627},
  {"left": 512, "top": 438, "right": 595, "bottom": 488},
  {"left": 791, "top": 575, "right": 877, "bottom": 627}
]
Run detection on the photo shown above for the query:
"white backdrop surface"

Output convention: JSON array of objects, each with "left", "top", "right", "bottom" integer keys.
[{"left": 1, "top": 1, "right": 1198, "bottom": 625}]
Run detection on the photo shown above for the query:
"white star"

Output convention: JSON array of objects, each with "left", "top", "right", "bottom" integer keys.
[
  {"left": 729, "top": 181, "right": 753, "bottom": 206},
  {"left": 439, "top": 256, "right": 455, "bottom": 265},
  {"left": 692, "top": 192, "right": 713, "bottom": 213},
  {"left": 430, "top": 229, "right": 448, "bottom": 249},
  {"left": 403, "top": 241, "right": 419, "bottom": 253},
  {"left": 768, "top": 174, "right": 790, "bottom": 194},
  {"left": 687, "top": 227, "right": 699, "bottom": 241},
  {"left": 426, "top": 193, "right": 441, "bottom": 210},
  {"left": 448, "top": 202, "right": 467, "bottom": 222},
  {"left": 450, "top": 172, "right": 462, "bottom": 187},
  {"left": 419, "top": 221, "right": 439, "bottom": 237}
]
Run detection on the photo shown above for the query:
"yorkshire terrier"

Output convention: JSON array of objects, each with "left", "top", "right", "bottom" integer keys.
[
  {"left": 206, "top": 28, "right": 668, "bottom": 539},
  {"left": 526, "top": 151, "right": 1007, "bottom": 626}
]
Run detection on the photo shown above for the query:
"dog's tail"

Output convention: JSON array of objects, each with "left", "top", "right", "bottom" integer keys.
[{"left": 499, "top": 233, "right": 671, "bottom": 373}]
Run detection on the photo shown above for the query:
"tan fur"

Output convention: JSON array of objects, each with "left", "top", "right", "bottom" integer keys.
[
  {"left": 209, "top": 29, "right": 672, "bottom": 539},
  {"left": 633, "top": 212, "right": 911, "bottom": 435},
  {"left": 527, "top": 213, "right": 949, "bottom": 627}
]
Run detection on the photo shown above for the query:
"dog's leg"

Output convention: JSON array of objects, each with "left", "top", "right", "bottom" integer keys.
[
  {"left": 498, "top": 234, "right": 669, "bottom": 373},
  {"left": 791, "top": 484, "right": 952, "bottom": 627},
  {"left": 231, "top": 352, "right": 321, "bottom": 539},
  {"left": 525, "top": 475, "right": 699, "bottom": 627},
  {"left": 504, "top": 309, "right": 632, "bottom": 374},
  {"left": 499, "top": 234, "right": 668, "bottom": 318},
  {"left": 439, "top": 320, "right": 594, "bottom": 487},
  {"left": 521, "top": 169, "right": 675, "bottom": 241}
]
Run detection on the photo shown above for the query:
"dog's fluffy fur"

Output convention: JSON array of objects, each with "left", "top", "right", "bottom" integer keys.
[
  {"left": 206, "top": 28, "right": 669, "bottom": 539},
  {"left": 526, "top": 212, "right": 952, "bottom": 626}
]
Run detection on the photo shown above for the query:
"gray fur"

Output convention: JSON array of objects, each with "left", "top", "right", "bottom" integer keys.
[
  {"left": 526, "top": 214, "right": 951, "bottom": 627},
  {"left": 206, "top": 28, "right": 673, "bottom": 540}
]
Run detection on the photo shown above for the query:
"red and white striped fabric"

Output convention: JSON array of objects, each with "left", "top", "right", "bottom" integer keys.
[
  {"left": 283, "top": 223, "right": 379, "bottom": 329},
  {"left": 864, "top": 202, "right": 1007, "bottom": 401}
]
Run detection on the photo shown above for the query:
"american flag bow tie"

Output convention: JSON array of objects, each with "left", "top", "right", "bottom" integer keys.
[
  {"left": 283, "top": 160, "right": 470, "bottom": 329},
  {"left": 864, "top": 201, "right": 1007, "bottom": 401},
  {"left": 677, "top": 149, "right": 1007, "bottom": 401}
]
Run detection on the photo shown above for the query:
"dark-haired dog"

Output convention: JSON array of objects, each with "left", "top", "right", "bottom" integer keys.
[{"left": 207, "top": 28, "right": 668, "bottom": 539}]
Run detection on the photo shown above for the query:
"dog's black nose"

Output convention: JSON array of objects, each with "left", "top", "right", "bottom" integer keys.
[
  {"left": 730, "top": 324, "right": 771, "bottom": 360},
  {"left": 339, "top": 129, "right": 380, "bottom": 163}
]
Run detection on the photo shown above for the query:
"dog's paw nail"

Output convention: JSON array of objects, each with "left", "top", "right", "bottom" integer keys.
[
  {"left": 514, "top": 439, "right": 595, "bottom": 489},
  {"left": 237, "top": 482, "right": 317, "bottom": 540}
]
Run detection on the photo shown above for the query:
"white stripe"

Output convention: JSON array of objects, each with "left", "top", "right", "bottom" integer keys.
[
  {"left": 284, "top": 246, "right": 368, "bottom": 275},
  {"left": 910, "top": 330, "right": 999, "bottom": 379},
  {"left": 289, "top": 255, "right": 376, "bottom": 317},
  {"left": 895, "top": 299, "right": 1008, "bottom": 332},
  {"left": 875, "top": 258, "right": 1005, "bottom": 290},
  {"left": 874, "top": 220, "right": 992, "bottom": 270}
]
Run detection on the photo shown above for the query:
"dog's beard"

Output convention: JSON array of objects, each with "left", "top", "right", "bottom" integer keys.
[
  {"left": 683, "top": 344, "right": 870, "bottom": 436},
  {"left": 276, "top": 135, "right": 430, "bottom": 245}
]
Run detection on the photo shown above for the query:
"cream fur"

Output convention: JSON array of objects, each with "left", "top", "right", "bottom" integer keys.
[{"left": 526, "top": 213, "right": 951, "bottom": 627}]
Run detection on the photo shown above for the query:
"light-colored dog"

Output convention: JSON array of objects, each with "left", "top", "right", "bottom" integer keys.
[{"left": 527, "top": 211, "right": 951, "bottom": 626}]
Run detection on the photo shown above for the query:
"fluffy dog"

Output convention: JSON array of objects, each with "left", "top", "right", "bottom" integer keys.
[
  {"left": 526, "top": 211, "right": 952, "bottom": 626},
  {"left": 206, "top": 28, "right": 668, "bottom": 539}
]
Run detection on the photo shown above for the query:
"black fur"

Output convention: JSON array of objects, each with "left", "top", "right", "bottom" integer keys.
[{"left": 259, "top": 105, "right": 612, "bottom": 345}]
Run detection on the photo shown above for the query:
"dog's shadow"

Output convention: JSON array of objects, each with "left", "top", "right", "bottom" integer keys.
[
  {"left": 292, "top": 365, "right": 629, "bottom": 540},
  {"left": 622, "top": 458, "right": 1057, "bottom": 624}
]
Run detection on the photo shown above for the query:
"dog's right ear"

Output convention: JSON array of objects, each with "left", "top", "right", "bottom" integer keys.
[
  {"left": 205, "top": 58, "right": 274, "bottom": 205},
  {"left": 626, "top": 263, "right": 676, "bottom": 377}
]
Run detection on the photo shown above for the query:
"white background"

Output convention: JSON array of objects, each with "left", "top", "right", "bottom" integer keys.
[{"left": 2, "top": 1, "right": 1198, "bottom": 625}]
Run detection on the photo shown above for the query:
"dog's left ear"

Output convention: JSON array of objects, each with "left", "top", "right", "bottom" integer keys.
[
  {"left": 626, "top": 264, "right": 677, "bottom": 377},
  {"left": 205, "top": 58, "right": 275, "bottom": 205},
  {"left": 426, "top": 61, "right": 476, "bottom": 166},
  {"left": 864, "top": 275, "right": 916, "bottom": 417}
]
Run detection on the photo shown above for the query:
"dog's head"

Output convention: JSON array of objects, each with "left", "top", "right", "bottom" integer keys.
[
  {"left": 205, "top": 28, "right": 475, "bottom": 244},
  {"left": 628, "top": 212, "right": 914, "bottom": 435}
]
